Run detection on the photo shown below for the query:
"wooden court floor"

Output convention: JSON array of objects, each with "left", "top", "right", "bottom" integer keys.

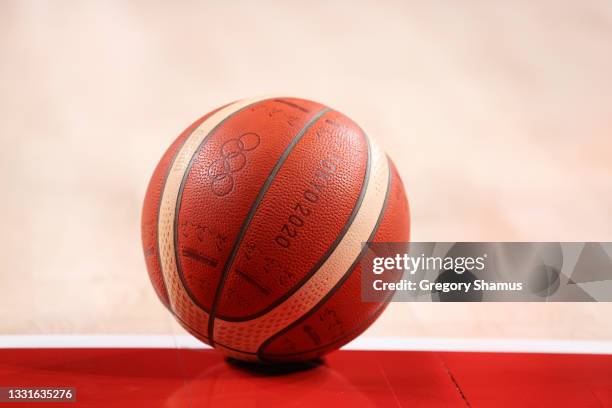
[{"left": 0, "top": 1, "right": 611, "bottom": 340}]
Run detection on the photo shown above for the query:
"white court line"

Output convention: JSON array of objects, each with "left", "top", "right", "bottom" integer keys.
[{"left": 1, "top": 335, "right": 612, "bottom": 355}]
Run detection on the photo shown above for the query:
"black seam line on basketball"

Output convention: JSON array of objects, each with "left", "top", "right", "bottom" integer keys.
[
  {"left": 172, "top": 310, "right": 262, "bottom": 356},
  {"left": 171, "top": 98, "right": 277, "bottom": 317},
  {"left": 260, "top": 280, "right": 394, "bottom": 359},
  {"left": 257, "top": 157, "right": 393, "bottom": 362},
  {"left": 217, "top": 122, "right": 373, "bottom": 323},
  {"left": 173, "top": 311, "right": 258, "bottom": 355},
  {"left": 207, "top": 106, "right": 331, "bottom": 347},
  {"left": 174, "top": 310, "right": 261, "bottom": 356},
  {"left": 261, "top": 303, "right": 388, "bottom": 360},
  {"left": 262, "top": 248, "right": 397, "bottom": 359}
]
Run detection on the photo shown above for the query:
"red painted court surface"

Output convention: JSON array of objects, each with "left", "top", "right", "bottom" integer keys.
[{"left": 2, "top": 347, "right": 612, "bottom": 407}]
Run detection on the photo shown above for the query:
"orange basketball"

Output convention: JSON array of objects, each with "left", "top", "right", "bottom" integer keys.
[{"left": 141, "top": 97, "right": 410, "bottom": 362}]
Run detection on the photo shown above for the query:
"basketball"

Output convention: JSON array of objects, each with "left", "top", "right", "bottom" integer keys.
[{"left": 141, "top": 97, "right": 410, "bottom": 362}]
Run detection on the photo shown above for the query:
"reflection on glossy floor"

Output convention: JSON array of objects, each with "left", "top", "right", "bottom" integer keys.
[{"left": 2, "top": 348, "right": 611, "bottom": 407}]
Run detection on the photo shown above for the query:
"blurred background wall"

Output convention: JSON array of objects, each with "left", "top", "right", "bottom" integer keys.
[{"left": 1, "top": 0, "right": 611, "bottom": 339}]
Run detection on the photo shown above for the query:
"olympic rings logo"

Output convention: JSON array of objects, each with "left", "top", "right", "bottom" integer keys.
[{"left": 207, "top": 132, "right": 260, "bottom": 196}]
